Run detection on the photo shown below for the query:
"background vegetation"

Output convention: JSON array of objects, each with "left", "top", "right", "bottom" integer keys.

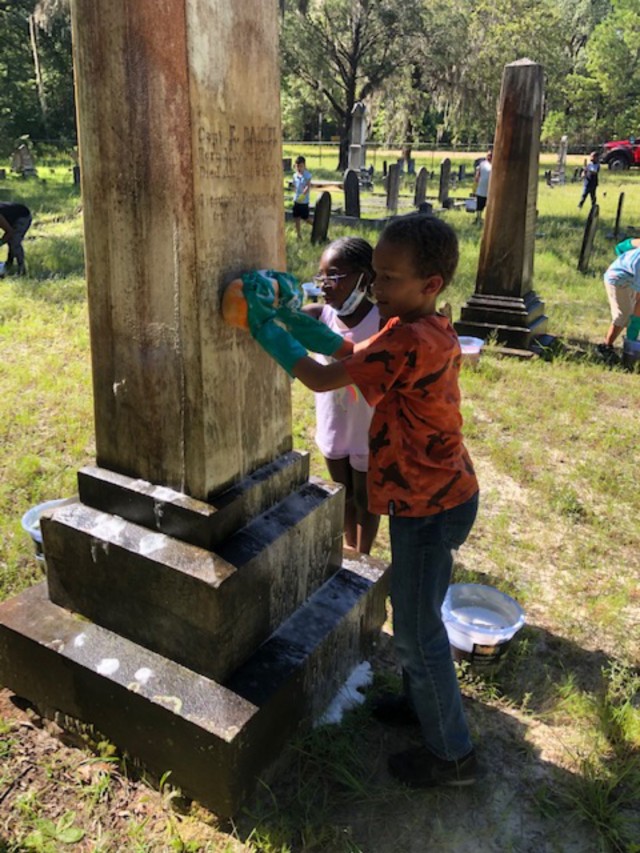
[
  {"left": 2, "top": 1, "right": 638, "bottom": 162},
  {"left": 0, "top": 154, "right": 638, "bottom": 851}
]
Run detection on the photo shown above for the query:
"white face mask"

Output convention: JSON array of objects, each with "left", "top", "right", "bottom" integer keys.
[{"left": 336, "top": 273, "right": 367, "bottom": 316}]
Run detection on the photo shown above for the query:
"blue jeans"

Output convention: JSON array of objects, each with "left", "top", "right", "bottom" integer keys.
[{"left": 389, "top": 491, "right": 479, "bottom": 761}]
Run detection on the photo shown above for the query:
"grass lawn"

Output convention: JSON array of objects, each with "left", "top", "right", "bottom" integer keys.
[{"left": 0, "top": 155, "right": 638, "bottom": 852}]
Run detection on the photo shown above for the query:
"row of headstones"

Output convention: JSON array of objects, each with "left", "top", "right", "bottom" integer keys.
[{"left": 343, "top": 159, "right": 457, "bottom": 217}]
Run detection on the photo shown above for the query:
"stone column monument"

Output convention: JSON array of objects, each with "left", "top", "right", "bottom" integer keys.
[
  {"left": 347, "top": 101, "right": 367, "bottom": 172},
  {"left": 455, "top": 59, "right": 548, "bottom": 349},
  {"left": 0, "top": 0, "right": 390, "bottom": 817}
]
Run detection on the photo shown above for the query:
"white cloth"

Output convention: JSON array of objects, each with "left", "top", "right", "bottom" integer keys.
[
  {"left": 476, "top": 159, "right": 492, "bottom": 198},
  {"left": 314, "top": 304, "right": 380, "bottom": 464}
]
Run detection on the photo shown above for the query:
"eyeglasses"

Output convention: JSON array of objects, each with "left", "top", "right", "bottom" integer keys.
[{"left": 312, "top": 273, "right": 349, "bottom": 286}]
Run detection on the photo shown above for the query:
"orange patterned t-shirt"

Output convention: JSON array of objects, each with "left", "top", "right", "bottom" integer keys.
[{"left": 343, "top": 314, "right": 478, "bottom": 517}]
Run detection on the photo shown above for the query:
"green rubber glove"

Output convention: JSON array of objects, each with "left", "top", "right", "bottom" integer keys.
[
  {"left": 254, "top": 319, "right": 307, "bottom": 376},
  {"left": 615, "top": 238, "right": 634, "bottom": 256},
  {"left": 627, "top": 315, "right": 640, "bottom": 341},
  {"left": 241, "top": 271, "right": 278, "bottom": 336},
  {"left": 265, "top": 269, "right": 344, "bottom": 356}
]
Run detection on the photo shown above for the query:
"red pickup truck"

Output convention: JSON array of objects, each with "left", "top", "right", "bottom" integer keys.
[{"left": 600, "top": 136, "right": 640, "bottom": 170}]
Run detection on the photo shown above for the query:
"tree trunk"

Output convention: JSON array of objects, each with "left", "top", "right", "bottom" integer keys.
[{"left": 29, "top": 14, "right": 48, "bottom": 135}]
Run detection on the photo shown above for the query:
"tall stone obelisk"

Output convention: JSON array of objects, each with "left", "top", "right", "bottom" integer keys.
[
  {"left": 0, "top": 0, "right": 391, "bottom": 817},
  {"left": 456, "top": 59, "right": 548, "bottom": 349},
  {"left": 73, "top": 0, "right": 289, "bottom": 498}
]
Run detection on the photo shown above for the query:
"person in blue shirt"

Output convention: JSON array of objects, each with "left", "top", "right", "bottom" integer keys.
[
  {"left": 578, "top": 151, "right": 600, "bottom": 209},
  {"left": 292, "top": 155, "right": 312, "bottom": 239},
  {"left": 598, "top": 239, "right": 640, "bottom": 357}
]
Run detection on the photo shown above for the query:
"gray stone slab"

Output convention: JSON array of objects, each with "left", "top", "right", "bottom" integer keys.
[
  {"left": 343, "top": 169, "right": 360, "bottom": 218},
  {"left": 77, "top": 452, "right": 310, "bottom": 551},
  {"left": 578, "top": 203, "right": 599, "bottom": 273},
  {"left": 310, "top": 191, "right": 331, "bottom": 245},
  {"left": 0, "top": 554, "right": 390, "bottom": 816},
  {"left": 43, "top": 479, "right": 344, "bottom": 682}
]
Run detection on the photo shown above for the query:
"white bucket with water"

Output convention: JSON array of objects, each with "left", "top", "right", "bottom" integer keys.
[
  {"left": 442, "top": 583, "right": 525, "bottom": 667},
  {"left": 458, "top": 335, "right": 484, "bottom": 365},
  {"left": 21, "top": 497, "right": 77, "bottom": 561}
]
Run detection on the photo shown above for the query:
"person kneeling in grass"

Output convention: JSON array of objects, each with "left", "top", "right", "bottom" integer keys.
[
  {"left": 598, "top": 238, "right": 640, "bottom": 358},
  {"left": 230, "top": 214, "right": 480, "bottom": 788}
]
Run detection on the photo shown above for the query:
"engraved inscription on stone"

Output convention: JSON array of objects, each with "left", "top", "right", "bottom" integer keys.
[{"left": 197, "top": 123, "right": 277, "bottom": 180}]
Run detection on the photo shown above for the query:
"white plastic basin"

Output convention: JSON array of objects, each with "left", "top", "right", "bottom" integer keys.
[{"left": 442, "top": 583, "right": 525, "bottom": 653}]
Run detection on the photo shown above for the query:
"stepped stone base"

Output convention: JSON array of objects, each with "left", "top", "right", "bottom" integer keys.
[
  {"left": 0, "top": 553, "right": 390, "bottom": 817},
  {"left": 455, "top": 291, "right": 548, "bottom": 349}
]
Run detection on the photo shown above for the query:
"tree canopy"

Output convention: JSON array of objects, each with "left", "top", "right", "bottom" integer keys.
[{"left": 0, "top": 0, "right": 635, "bottom": 161}]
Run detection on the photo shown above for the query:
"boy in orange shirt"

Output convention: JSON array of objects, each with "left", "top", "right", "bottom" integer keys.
[{"left": 237, "top": 214, "right": 480, "bottom": 787}]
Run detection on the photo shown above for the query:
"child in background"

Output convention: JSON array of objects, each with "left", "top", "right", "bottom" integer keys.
[
  {"left": 292, "top": 155, "right": 312, "bottom": 239},
  {"left": 304, "top": 237, "right": 381, "bottom": 554},
  {"left": 578, "top": 150, "right": 600, "bottom": 209},
  {"left": 238, "top": 214, "right": 480, "bottom": 787}
]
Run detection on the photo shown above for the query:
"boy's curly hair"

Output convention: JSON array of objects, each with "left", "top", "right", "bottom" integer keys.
[{"left": 380, "top": 213, "right": 459, "bottom": 289}]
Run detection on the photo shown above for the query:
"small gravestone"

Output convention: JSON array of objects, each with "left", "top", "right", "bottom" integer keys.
[
  {"left": 343, "top": 169, "right": 360, "bottom": 218},
  {"left": 407, "top": 158, "right": 415, "bottom": 175},
  {"left": 282, "top": 157, "right": 292, "bottom": 172},
  {"left": 386, "top": 163, "right": 400, "bottom": 212},
  {"left": 311, "top": 191, "right": 332, "bottom": 244},
  {"left": 414, "top": 166, "right": 428, "bottom": 207},
  {"left": 418, "top": 201, "right": 433, "bottom": 214},
  {"left": 458, "top": 164, "right": 466, "bottom": 182},
  {"left": 382, "top": 160, "right": 388, "bottom": 177},
  {"left": 438, "top": 158, "right": 451, "bottom": 207},
  {"left": 72, "top": 165, "right": 81, "bottom": 185},
  {"left": 0, "top": 169, "right": 6, "bottom": 180},
  {"left": 578, "top": 203, "right": 599, "bottom": 273},
  {"left": 614, "top": 192, "right": 624, "bottom": 239}
]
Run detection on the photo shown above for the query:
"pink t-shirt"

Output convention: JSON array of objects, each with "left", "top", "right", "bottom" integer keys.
[{"left": 314, "top": 303, "right": 381, "bottom": 464}]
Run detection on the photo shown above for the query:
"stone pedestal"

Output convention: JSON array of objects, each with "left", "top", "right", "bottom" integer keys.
[{"left": 456, "top": 59, "right": 548, "bottom": 349}]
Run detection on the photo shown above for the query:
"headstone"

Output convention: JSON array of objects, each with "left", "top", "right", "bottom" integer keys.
[
  {"left": 386, "top": 163, "right": 400, "bottom": 212},
  {"left": 311, "top": 190, "right": 332, "bottom": 244},
  {"left": 614, "top": 192, "right": 624, "bottom": 239},
  {"left": 282, "top": 157, "right": 292, "bottom": 171},
  {"left": 418, "top": 201, "right": 433, "bottom": 214},
  {"left": 414, "top": 166, "right": 428, "bottom": 207},
  {"left": 350, "top": 101, "right": 367, "bottom": 165},
  {"left": 343, "top": 168, "right": 360, "bottom": 218},
  {"left": 438, "top": 158, "right": 451, "bottom": 207},
  {"left": 0, "top": 0, "right": 390, "bottom": 819},
  {"left": 578, "top": 203, "right": 599, "bottom": 273},
  {"left": 382, "top": 160, "right": 388, "bottom": 177},
  {"left": 72, "top": 165, "right": 80, "bottom": 185},
  {"left": 0, "top": 169, "right": 6, "bottom": 180},
  {"left": 407, "top": 158, "right": 415, "bottom": 175},
  {"left": 458, "top": 164, "right": 466, "bottom": 182},
  {"left": 348, "top": 143, "right": 362, "bottom": 172},
  {"left": 10, "top": 143, "right": 37, "bottom": 177},
  {"left": 557, "top": 135, "right": 568, "bottom": 185},
  {"left": 455, "top": 59, "right": 548, "bottom": 350}
]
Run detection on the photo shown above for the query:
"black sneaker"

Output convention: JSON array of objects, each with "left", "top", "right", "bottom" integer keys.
[
  {"left": 388, "top": 746, "right": 478, "bottom": 788},
  {"left": 370, "top": 692, "right": 420, "bottom": 727}
]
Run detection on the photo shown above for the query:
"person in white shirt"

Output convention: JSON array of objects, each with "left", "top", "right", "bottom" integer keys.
[
  {"left": 304, "top": 237, "right": 381, "bottom": 553},
  {"left": 474, "top": 149, "right": 492, "bottom": 225}
]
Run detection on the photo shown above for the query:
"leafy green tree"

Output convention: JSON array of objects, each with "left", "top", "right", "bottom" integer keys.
[{"left": 281, "top": 0, "right": 413, "bottom": 169}]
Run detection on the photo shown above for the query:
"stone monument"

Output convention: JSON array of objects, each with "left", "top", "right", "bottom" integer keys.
[
  {"left": 455, "top": 59, "right": 548, "bottom": 349},
  {"left": 347, "top": 101, "right": 367, "bottom": 172},
  {"left": 414, "top": 166, "right": 428, "bottom": 207},
  {"left": 438, "top": 158, "right": 451, "bottom": 207},
  {"left": 386, "top": 163, "right": 400, "bottom": 212},
  {"left": 343, "top": 168, "right": 361, "bottom": 218},
  {"left": 0, "top": 0, "right": 390, "bottom": 817}
]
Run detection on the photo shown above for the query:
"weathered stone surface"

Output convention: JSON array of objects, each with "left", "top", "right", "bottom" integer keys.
[
  {"left": 456, "top": 59, "right": 548, "bottom": 350},
  {"left": 343, "top": 169, "right": 360, "bottom": 218},
  {"left": 77, "top": 452, "right": 310, "bottom": 550},
  {"left": 386, "top": 164, "right": 400, "bottom": 212},
  {"left": 414, "top": 167, "right": 428, "bottom": 207},
  {"left": 0, "top": 553, "right": 390, "bottom": 817},
  {"left": 311, "top": 192, "right": 332, "bottom": 245},
  {"left": 438, "top": 158, "right": 451, "bottom": 206},
  {"left": 70, "top": 0, "right": 289, "bottom": 499},
  {"left": 577, "top": 204, "right": 599, "bottom": 273},
  {"left": 43, "top": 479, "right": 344, "bottom": 682}
]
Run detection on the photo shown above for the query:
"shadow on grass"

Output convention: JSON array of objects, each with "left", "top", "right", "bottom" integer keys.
[{"left": 233, "top": 628, "right": 633, "bottom": 852}]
